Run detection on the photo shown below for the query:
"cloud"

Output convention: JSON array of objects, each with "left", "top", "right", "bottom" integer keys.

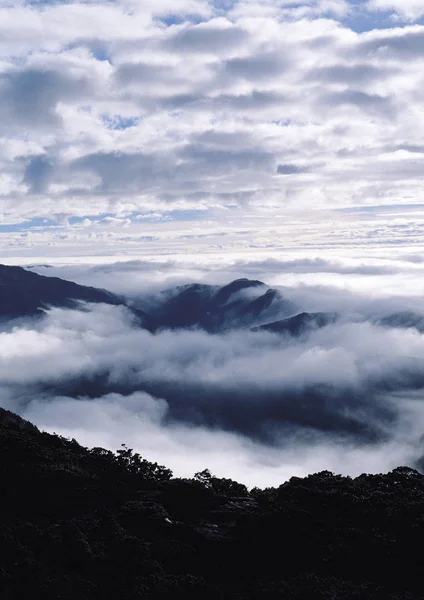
[
  {"left": 71, "top": 151, "right": 170, "bottom": 193},
  {"left": 367, "top": 0, "right": 424, "bottom": 20},
  {"left": 358, "top": 27, "right": 424, "bottom": 57},
  {"left": 0, "top": 67, "right": 92, "bottom": 131},
  {"left": 277, "top": 164, "right": 308, "bottom": 175},
  {"left": 0, "top": 0, "right": 422, "bottom": 260},
  {"left": 23, "top": 155, "right": 55, "bottom": 194},
  {"left": 312, "top": 63, "right": 397, "bottom": 85},
  {"left": 320, "top": 89, "right": 396, "bottom": 119},
  {"left": 223, "top": 51, "right": 289, "bottom": 81},
  {"left": 165, "top": 19, "right": 249, "bottom": 54}
]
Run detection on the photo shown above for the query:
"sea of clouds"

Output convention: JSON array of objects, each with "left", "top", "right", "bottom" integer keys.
[{"left": 2, "top": 255, "right": 424, "bottom": 487}]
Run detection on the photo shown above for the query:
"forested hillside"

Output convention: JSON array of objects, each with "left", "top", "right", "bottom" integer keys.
[{"left": 1, "top": 407, "right": 424, "bottom": 599}]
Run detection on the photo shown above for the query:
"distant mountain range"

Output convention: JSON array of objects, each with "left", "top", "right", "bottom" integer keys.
[
  {"left": 0, "top": 263, "right": 120, "bottom": 317},
  {"left": 142, "top": 277, "right": 297, "bottom": 332},
  {"left": 377, "top": 311, "right": 424, "bottom": 333},
  {"left": 252, "top": 311, "right": 338, "bottom": 336},
  {"left": 0, "top": 263, "right": 151, "bottom": 327},
  {"left": 0, "top": 265, "right": 302, "bottom": 334},
  {"left": 3, "top": 263, "right": 424, "bottom": 338}
]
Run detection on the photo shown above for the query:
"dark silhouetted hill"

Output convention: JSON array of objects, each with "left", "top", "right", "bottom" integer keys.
[
  {"left": 2, "top": 267, "right": 331, "bottom": 336},
  {"left": 0, "top": 264, "right": 120, "bottom": 316},
  {"left": 145, "top": 278, "right": 296, "bottom": 332},
  {"left": 1, "top": 407, "right": 424, "bottom": 599},
  {"left": 252, "top": 311, "right": 338, "bottom": 336},
  {"left": 377, "top": 311, "right": 424, "bottom": 333},
  {"left": 0, "top": 264, "right": 152, "bottom": 328}
]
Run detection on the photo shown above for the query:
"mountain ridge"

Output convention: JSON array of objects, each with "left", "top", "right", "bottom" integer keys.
[
  {"left": 1, "top": 406, "right": 424, "bottom": 599},
  {"left": 0, "top": 266, "right": 299, "bottom": 334}
]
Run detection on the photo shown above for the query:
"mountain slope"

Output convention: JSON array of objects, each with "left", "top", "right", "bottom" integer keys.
[
  {"left": 0, "top": 264, "right": 152, "bottom": 328},
  {"left": 0, "top": 264, "right": 121, "bottom": 317},
  {"left": 145, "top": 278, "right": 296, "bottom": 332},
  {"left": 0, "top": 266, "right": 341, "bottom": 339},
  {"left": 377, "top": 311, "right": 424, "bottom": 333},
  {"left": 1, "top": 407, "right": 424, "bottom": 599},
  {"left": 252, "top": 312, "right": 338, "bottom": 336},
  {"left": 0, "top": 267, "right": 304, "bottom": 334}
]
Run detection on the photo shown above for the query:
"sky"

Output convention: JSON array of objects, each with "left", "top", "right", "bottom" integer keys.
[{"left": 1, "top": 0, "right": 424, "bottom": 263}]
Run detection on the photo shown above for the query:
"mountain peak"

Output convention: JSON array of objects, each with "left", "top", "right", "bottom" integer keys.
[{"left": 214, "top": 278, "right": 264, "bottom": 305}]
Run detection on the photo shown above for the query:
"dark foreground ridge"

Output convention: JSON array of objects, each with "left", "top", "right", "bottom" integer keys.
[{"left": 1, "top": 407, "right": 424, "bottom": 599}]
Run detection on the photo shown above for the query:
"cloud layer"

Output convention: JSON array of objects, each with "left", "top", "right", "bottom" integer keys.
[
  {"left": 4, "top": 261, "right": 424, "bottom": 486},
  {"left": 0, "top": 0, "right": 424, "bottom": 259}
]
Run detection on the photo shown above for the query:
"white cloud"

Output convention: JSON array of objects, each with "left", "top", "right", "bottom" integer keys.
[
  {"left": 19, "top": 389, "right": 419, "bottom": 488},
  {"left": 368, "top": 0, "right": 424, "bottom": 20},
  {"left": 0, "top": 0, "right": 422, "bottom": 259}
]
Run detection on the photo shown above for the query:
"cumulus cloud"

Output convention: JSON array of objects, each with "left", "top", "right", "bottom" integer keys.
[
  {"left": 23, "top": 155, "right": 56, "bottom": 194},
  {"left": 368, "top": 0, "right": 424, "bottom": 20},
  {"left": 0, "top": 0, "right": 423, "bottom": 259}
]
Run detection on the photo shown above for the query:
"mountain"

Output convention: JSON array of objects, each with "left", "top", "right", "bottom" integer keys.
[
  {"left": 0, "top": 267, "right": 297, "bottom": 333},
  {"left": 0, "top": 266, "right": 335, "bottom": 338},
  {"left": 144, "top": 278, "right": 296, "bottom": 332},
  {"left": 252, "top": 312, "right": 338, "bottom": 336},
  {"left": 1, "top": 407, "right": 424, "bottom": 599},
  {"left": 0, "top": 264, "right": 152, "bottom": 328},
  {"left": 0, "top": 264, "right": 121, "bottom": 317},
  {"left": 377, "top": 311, "right": 424, "bottom": 333}
]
